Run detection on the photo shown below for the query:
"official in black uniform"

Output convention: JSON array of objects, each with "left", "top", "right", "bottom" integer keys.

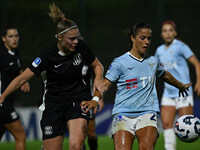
[
  {"left": 0, "top": 25, "right": 30, "bottom": 150},
  {"left": 0, "top": 4, "right": 104, "bottom": 150}
]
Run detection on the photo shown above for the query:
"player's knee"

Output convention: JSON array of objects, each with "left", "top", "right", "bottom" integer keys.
[
  {"left": 70, "top": 142, "right": 83, "bottom": 150},
  {"left": 15, "top": 129, "right": 26, "bottom": 141},
  {"left": 70, "top": 139, "right": 85, "bottom": 150},
  {"left": 162, "top": 121, "right": 173, "bottom": 129},
  {"left": 139, "top": 140, "right": 155, "bottom": 150}
]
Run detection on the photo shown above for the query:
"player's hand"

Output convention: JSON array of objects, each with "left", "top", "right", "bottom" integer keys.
[
  {"left": 179, "top": 82, "right": 192, "bottom": 97},
  {"left": 98, "top": 99, "right": 104, "bottom": 112},
  {"left": 21, "top": 82, "right": 30, "bottom": 93},
  {"left": 194, "top": 80, "right": 200, "bottom": 96},
  {"left": 80, "top": 100, "right": 98, "bottom": 114}
]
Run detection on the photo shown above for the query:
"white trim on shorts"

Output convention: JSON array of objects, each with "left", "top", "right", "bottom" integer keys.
[
  {"left": 161, "top": 95, "right": 193, "bottom": 109},
  {"left": 111, "top": 113, "right": 159, "bottom": 137}
]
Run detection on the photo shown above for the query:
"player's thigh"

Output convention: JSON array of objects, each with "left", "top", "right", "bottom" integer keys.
[
  {"left": 136, "top": 126, "right": 158, "bottom": 149},
  {"left": 113, "top": 130, "right": 135, "bottom": 150},
  {"left": 179, "top": 106, "right": 193, "bottom": 116},
  {"left": 67, "top": 118, "right": 87, "bottom": 144},
  {"left": 5, "top": 119, "right": 25, "bottom": 139},
  {"left": 43, "top": 135, "right": 64, "bottom": 150},
  {"left": 161, "top": 106, "right": 176, "bottom": 128}
]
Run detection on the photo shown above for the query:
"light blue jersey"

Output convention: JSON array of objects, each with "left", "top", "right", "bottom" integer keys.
[
  {"left": 155, "top": 39, "right": 193, "bottom": 98},
  {"left": 106, "top": 52, "right": 165, "bottom": 117}
]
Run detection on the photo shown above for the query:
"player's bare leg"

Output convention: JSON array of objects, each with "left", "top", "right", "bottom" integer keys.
[
  {"left": 179, "top": 106, "right": 193, "bottom": 116},
  {"left": 67, "top": 118, "right": 87, "bottom": 150},
  {"left": 136, "top": 126, "right": 158, "bottom": 150},
  {"left": 5, "top": 120, "right": 26, "bottom": 150},
  {"left": 87, "top": 119, "right": 97, "bottom": 150},
  {"left": 113, "top": 130, "right": 135, "bottom": 150},
  {"left": 43, "top": 135, "right": 64, "bottom": 150},
  {"left": 161, "top": 106, "right": 176, "bottom": 150}
]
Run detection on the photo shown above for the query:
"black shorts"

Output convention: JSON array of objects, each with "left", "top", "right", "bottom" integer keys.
[
  {"left": 0, "top": 103, "right": 19, "bottom": 125},
  {"left": 41, "top": 100, "right": 89, "bottom": 140}
]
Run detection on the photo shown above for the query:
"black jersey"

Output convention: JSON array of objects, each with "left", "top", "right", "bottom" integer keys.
[
  {"left": 29, "top": 39, "right": 95, "bottom": 103},
  {"left": 0, "top": 46, "right": 21, "bottom": 104}
]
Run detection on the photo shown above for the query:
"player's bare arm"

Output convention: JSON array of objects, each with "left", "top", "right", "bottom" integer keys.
[
  {"left": 188, "top": 55, "right": 200, "bottom": 95},
  {"left": 0, "top": 68, "right": 34, "bottom": 104},
  {"left": 160, "top": 70, "right": 192, "bottom": 97},
  {"left": 81, "top": 78, "right": 111, "bottom": 113}
]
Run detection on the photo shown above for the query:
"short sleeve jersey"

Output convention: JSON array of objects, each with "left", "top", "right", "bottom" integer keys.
[
  {"left": 105, "top": 52, "right": 164, "bottom": 117},
  {"left": 29, "top": 39, "right": 95, "bottom": 104},
  {"left": 155, "top": 39, "right": 193, "bottom": 97},
  {"left": 0, "top": 46, "right": 22, "bottom": 104}
]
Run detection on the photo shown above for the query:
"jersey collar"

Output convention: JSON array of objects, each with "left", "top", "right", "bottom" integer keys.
[
  {"left": 8, "top": 50, "right": 15, "bottom": 55},
  {"left": 128, "top": 52, "right": 144, "bottom": 62},
  {"left": 58, "top": 50, "right": 67, "bottom": 56},
  {"left": 165, "top": 39, "right": 177, "bottom": 50}
]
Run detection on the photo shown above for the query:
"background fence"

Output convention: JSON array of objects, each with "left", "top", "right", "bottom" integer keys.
[{"left": 0, "top": 0, "right": 200, "bottom": 106}]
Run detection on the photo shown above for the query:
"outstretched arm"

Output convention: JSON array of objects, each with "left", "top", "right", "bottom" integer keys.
[
  {"left": 81, "top": 78, "right": 112, "bottom": 113},
  {"left": 188, "top": 55, "right": 200, "bottom": 96},
  {"left": 0, "top": 68, "right": 34, "bottom": 104},
  {"left": 160, "top": 70, "right": 192, "bottom": 97},
  {"left": 90, "top": 58, "right": 105, "bottom": 94}
]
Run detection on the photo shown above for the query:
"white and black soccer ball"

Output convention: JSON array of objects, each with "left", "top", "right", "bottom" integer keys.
[{"left": 174, "top": 115, "right": 200, "bottom": 143}]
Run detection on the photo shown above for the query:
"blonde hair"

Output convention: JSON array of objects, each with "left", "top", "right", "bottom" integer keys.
[{"left": 48, "top": 3, "right": 77, "bottom": 35}]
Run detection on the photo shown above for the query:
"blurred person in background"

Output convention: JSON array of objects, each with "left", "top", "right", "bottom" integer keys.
[
  {"left": 0, "top": 25, "right": 30, "bottom": 150},
  {"left": 81, "top": 22, "right": 192, "bottom": 150},
  {"left": 155, "top": 20, "right": 200, "bottom": 150},
  {"left": 0, "top": 3, "right": 104, "bottom": 150},
  {"left": 82, "top": 64, "right": 104, "bottom": 150}
]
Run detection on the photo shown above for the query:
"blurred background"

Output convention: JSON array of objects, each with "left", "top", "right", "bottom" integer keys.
[{"left": 1, "top": 0, "right": 200, "bottom": 106}]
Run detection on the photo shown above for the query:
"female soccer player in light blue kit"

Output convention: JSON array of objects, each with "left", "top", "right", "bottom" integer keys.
[
  {"left": 81, "top": 22, "right": 192, "bottom": 150},
  {"left": 155, "top": 20, "right": 200, "bottom": 150}
]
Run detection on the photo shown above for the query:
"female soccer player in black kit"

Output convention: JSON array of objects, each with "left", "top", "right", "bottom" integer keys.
[
  {"left": 0, "top": 25, "right": 30, "bottom": 150},
  {"left": 0, "top": 4, "right": 104, "bottom": 150}
]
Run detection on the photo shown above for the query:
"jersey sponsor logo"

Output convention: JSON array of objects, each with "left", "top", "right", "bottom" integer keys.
[
  {"left": 44, "top": 126, "right": 53, "bottom": 135},
  {"left": 32, "top": 57, "right": 41, "bottom": 68},
  {"left": 126, "top": 76, "right": 154, "bottom": 89},
  {"left": 126, "top": 78, "right": 138, "bottom": 89},
  {"left": 73, "top": 53, "right": 82, "bottom": 65},
  {"left": 9, "top": 62, "right": 14, "bottom": 66},
  {"left": 10, "top": 111, "right": 18, "bottom": 120},
  {"left": 54, "top": 63, "right": 62, "bottom": 68}
]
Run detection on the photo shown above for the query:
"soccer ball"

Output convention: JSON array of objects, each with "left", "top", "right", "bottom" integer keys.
[{"left": 174, "top": 115, "right": 200, "bottom": 143}]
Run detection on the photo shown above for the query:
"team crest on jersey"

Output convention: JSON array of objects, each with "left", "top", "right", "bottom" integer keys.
[
  {"left": 44, "top": 126, "right": 53, "bottom": 135},
  {"left": 32, "top": 57, "right": 41, "bottom": 68},
  {"left": 148, "top": 63, "right": 155, "bottom": 70},
  {"left": 73, "top": 53, "right": 82, "bottom": 65}
]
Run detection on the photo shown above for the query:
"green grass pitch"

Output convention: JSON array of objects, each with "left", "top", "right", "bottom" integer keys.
[{"left": 0, "top": 133, "right": 199, "bottom": 150}]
